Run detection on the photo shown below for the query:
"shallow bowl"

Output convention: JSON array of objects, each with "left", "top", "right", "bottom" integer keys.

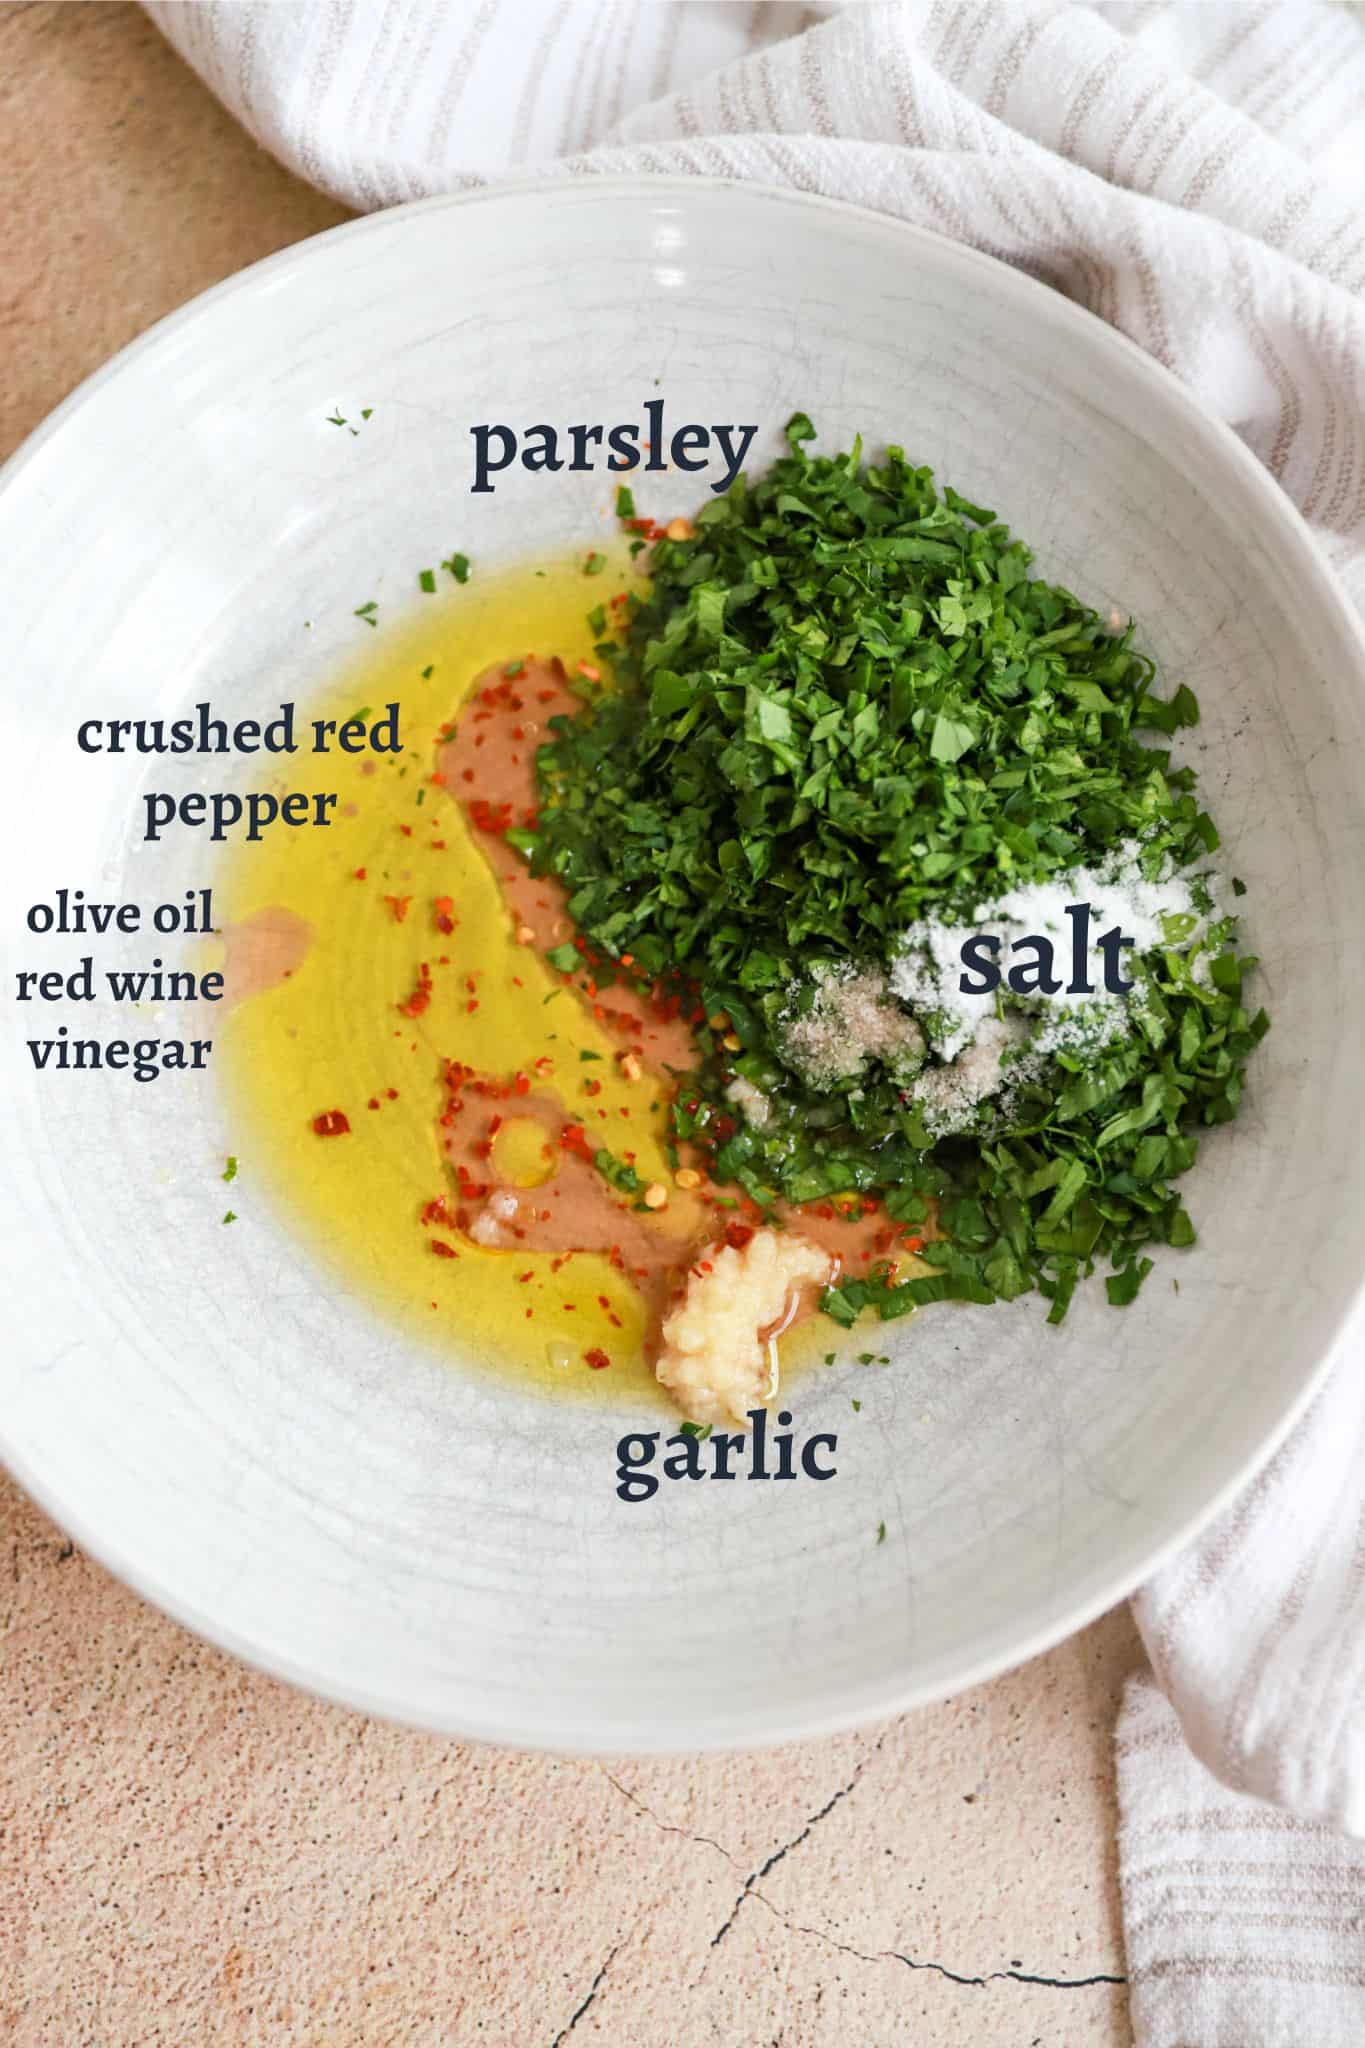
[{"left": 3, "top": 180, "right": 1364, "bottom": 1751}]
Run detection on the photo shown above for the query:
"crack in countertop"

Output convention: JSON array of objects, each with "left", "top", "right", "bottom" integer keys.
[
  {"left": 598, "top": 1744, "right": 1125, "bottom": 1998},
  {"left": 548, "top": 1940, "right": 621, "bottom": 2048}
]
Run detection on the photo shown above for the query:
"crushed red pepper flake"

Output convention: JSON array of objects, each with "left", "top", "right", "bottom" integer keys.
[
  {"left": 312, "top": 1109, "right": 351, "bottom": 1137},
  {"left": 468, "top": 798, "right": 515, "bottom": 836},
  {"left": 398, "top": 964, "right": 434, "bottom": 1017}
]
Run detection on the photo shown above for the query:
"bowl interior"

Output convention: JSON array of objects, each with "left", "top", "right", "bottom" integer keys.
[{"left": 4, "top": 182, "right": 1365, "bottom": 1750}]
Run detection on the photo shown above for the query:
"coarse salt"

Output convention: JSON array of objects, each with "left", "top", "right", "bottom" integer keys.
[
  {"left": 777, "top": 839, "right": 1227, "bottom": 1139},
  {"left": 780, "top": 965, "right": 925, "bottom": 1090},
  {"left": 887, "top": 839, "right": 1225, "bottom": 1135}
]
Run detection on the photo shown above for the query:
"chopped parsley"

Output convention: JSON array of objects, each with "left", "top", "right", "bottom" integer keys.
[
  {"left": 419, "top": 568, "right": 436, "bottom": 594},
  {"left": 514, "top": 417, "right": 1266, "bottom": 1324},
  {"left": 593, "top": 1147, "right": 640, "bottom": 1194},
  {"left": 442, "top": 552, "right": 471, "bottom": 584},
  {"left": 222, "top": 1155, "right": 238, "bottom": 1183}
]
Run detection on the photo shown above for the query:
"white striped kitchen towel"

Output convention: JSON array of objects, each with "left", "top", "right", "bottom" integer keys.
[
  {"left": 1120, "top": 1673, "right": 1365, "bottom": 2045},
  {"left": 143, "top": 3, "right": 1365, "bottom": 2038}
]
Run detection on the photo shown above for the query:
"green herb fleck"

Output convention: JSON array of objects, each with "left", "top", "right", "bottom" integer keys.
[
  {"left": 222, "top": 1156, "right": 238, "bottom": 1183},
  {"left": 442, "top": 552, "right": 471, "bottom": 584},
  {"left": 594, "top": 1148, "right": 641, "bottom": 1193},
  {"left": 419, "top": 568, "right": 436, "bottom": 594}
]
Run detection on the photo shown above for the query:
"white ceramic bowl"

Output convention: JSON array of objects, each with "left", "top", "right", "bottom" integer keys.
[{"left": 4, "top": 181, "right": 1365, "bottom": 1753}]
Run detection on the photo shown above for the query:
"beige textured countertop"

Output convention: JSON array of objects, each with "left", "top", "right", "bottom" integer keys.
[{"left": 0, "top": 8, "right": 1141, "bottom": 2042}]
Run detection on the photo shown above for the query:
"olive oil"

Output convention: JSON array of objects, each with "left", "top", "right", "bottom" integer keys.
[{"left": 218, "top": 552, "right": 675, "bottom": 1409}]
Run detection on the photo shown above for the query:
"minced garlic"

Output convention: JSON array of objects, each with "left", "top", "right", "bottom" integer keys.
[{"left": 655, "top": 1228, "right": 833, "bottom": 1428}]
